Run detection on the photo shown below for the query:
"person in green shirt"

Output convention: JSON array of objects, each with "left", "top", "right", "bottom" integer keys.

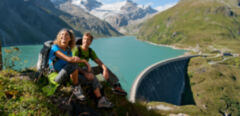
[{"left": 72, "top": 32, "right": 127, "bottom": 96}]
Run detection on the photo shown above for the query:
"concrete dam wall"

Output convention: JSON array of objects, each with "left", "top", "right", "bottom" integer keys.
[{"left": 130, "top": 55, "right": 198, "bottom": 105}]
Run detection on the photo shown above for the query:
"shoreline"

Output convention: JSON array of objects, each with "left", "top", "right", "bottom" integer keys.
[
  {"left": 2, "top": 43, "right": 43, "bottom": 48},
  {"left": 138, "top": 39, "right": 191, "bottom": 51},
  {"left": 137, "top": 39, "right": 195, "bottom": 56},
  {"left": 3, "top": 35, "right": 129, "bottom": 47}
]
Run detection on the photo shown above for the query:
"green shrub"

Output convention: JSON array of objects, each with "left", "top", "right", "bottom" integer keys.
[{"left": 3, "top": 47, "right": 20, "bottom": 69}]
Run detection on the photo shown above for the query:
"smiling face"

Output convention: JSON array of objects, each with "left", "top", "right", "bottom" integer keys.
[
  {"left": 59, "top": 30, "right": 71, "bottom": 48},
  {"left": 54, "top": 29, "right": 75, "bottom": 49},
  {"left": 82, "top": 34, "right": 93, "bottom": 48}
]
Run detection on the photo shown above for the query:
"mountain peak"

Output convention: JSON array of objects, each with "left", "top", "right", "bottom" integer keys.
[
  {"left": 125, "top": 0, "right": 134, "bottom": 3},
  {"left": 120, "top": 0, "right": 138, "bottom": 11},
  {"left": 125, "top": 0, "right": 137, "bottom": 6},
  {"left": 143, "top": 5, "right": 157, "bottom": 14},
  {"left": 72, "top": 0, "right": 102, "bottom": 11}
]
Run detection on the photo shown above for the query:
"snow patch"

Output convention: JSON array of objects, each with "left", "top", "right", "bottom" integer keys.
[{"left": 90, "top": 1, "right": 127, "bottom": 19}]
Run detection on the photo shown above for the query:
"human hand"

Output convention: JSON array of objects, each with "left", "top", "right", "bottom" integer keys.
[
  {"left": 103, "top": 68, "right": 109, "bottom": 79},
  {"left": 83, "top": 72, "right": 94, "bottom": 80},
  {"left": 72, "top": 56, "right": 81, "bottom": 62},
  {"left": 86, "top": 63, "right": 92, "bottom": 72}
]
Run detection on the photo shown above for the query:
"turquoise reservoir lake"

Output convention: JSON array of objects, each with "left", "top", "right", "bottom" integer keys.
[{"left": 3, "top": 36, "right": 185, "bottom": 94}]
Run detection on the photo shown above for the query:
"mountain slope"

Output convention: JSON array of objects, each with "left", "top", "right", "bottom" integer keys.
[
  {"left": 0, "top": 0, "right": 74, "bottom": 46},
  {"left": 138, "top": 0, "right": 240, "bottom": 53},
  {"left": 0, "top": 69, "right": 159, "bottom": 116},
  {"left": 56, "top": 2, "right": 121, "bottom": 37},
  {"left": 0, "top": 0, "right": 121, "bottom": 46}
]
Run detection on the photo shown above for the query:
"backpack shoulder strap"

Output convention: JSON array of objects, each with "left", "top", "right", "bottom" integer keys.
[
  {"left": 77, "top": 46, "right": 82, "bottom": 58},
  {"left": 77, "top": 46, "right": 92, "bottom": 59},
  {"left": 89, "top": 48, "right": 92, "bottom": 59}
]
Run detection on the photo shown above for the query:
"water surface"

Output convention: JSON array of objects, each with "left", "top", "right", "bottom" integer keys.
[{"left": 3, "top": 36, "right": 185, "bottom": 94}]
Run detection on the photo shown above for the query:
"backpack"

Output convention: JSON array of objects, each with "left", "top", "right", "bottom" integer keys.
[
  {"left": 36, "top": 40, "right": 54, "bottom": 79},
  {"left": 78, "top": 47, "right": 92, "bottom": 59},
  {"left": 75, "top": 37, "right": 92, "bottom": 59}
]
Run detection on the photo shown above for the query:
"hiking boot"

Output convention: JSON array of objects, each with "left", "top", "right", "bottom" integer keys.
[
  {"left": 112, "top": 86, "right": 127, "bottom": 96},
  {"left": 97, "top": 96, "right": 113, "bottom": 108},
  {"left": 72, "top": 85, "right": 85, "bottom": 101}
]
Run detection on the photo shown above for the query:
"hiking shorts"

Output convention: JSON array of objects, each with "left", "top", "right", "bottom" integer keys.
[
  {"left": 78, "top": 73, "right": 102, "bottom": 90},
  {"left": 51, "top": 63, "right": 79, "bottom": 84}
]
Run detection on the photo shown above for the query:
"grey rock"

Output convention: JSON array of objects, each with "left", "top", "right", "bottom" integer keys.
[
  {"left": 70, "top": 0, "right": 158, "bottom": 31},
  {"left": 75, "top": 0, "right": 102, "bottom": 11},
  {"left": 215, "top": 6, "right": 237, "bottom": 17},
  {"left": 56, "top": 2, "right": 121, "bottom": 37},
  {"left": 104, "top": 0, "right": 157, "bottom": 29}
]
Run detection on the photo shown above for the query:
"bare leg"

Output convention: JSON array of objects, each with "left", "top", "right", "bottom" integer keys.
[
  {"left": 70, "top": 69, "right": 79, "bottom": 85},
  {"left": 92, "top": 66, "right": 119, "bottom": 87},
  {"left": 94, "top": 88, "right": 101, "bottom": 98}
]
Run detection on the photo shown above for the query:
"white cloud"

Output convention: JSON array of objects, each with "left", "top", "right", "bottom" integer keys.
[
  {"left": 145, "top": 2, "right": 153, "bottom": 7},
  {"left": 155, "top": 2, "right": 177, "bottom": 12},
  {"left": 138, "top": 2, "right": 153, "bottom": 9},
  {"left": 97, "top": 0, "right": 122, "bottom": 4}
]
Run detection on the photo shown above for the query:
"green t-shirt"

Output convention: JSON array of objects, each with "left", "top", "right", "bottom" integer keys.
[{"left": 72, "top": 46, "right": 98, "bottom": 67}]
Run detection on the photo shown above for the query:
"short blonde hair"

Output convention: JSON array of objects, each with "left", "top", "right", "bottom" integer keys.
[
  {"left": 54, "top": 29, "right": 76, "bottom": 49},
  {"left": 83, "top": 32, "right": 94, "bottom": 41}
]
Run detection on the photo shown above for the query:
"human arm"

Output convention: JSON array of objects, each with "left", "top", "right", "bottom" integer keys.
[
  {"left": 50, "top": 45, "right": 80, "bottom": 63},
  {"left": 73, "top": 47, "right": 92, "bottom": 72},
  {"left": 55, "top": 51, "right": 82, "bottom": 63},
  {"left": 55, "top": 51, "right": 92, "bottom": 72},
  {"left": 94, "top": 58, "right": 109, "bottom": 79}
]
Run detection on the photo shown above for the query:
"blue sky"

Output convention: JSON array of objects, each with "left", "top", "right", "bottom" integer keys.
[{"left": 98, "top": 0, "right": 179, "bottom": 9}]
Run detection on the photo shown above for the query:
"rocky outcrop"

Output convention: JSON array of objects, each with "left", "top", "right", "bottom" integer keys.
[
  {"left": 56, "top": 2, "right": 121, "bottom": 37},
  {"left": 97, "top": 0, "right": 157, "bottom": 29},
  {"left": 215, "top": 6, "right": 237, "bottom": 17},
  {"left": 68, "top": 0, "right": 158, "bottom": 31}
]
